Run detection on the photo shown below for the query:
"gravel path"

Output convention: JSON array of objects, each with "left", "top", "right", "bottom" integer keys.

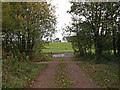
[{"left": 30, "top": 53, "right": 102, "bottom": 88}]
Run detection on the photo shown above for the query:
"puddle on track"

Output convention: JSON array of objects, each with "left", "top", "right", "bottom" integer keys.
[{"left": 52, "top": 53, "right": 74, "bottom": 58}]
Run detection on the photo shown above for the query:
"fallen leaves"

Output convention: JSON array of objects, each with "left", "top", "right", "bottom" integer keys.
[
  {"left": 56, "top": 63, "right": 72, "bottom": 88},
  {"left": 77, "top": 62, "right": 118, "bottom": 88}
]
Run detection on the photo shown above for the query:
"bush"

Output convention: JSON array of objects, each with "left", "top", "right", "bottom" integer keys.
[
  {"left": 33, "top": 53, "right": 53, "bottom": 62},
  {"left": 73, "top": 53, "right": 95, "bottom": 61},
  {"left": 73, "top": 52, "right": 119, "bottom": 65},
  {"left": 96, "top": 54, "right": 119, "bottom": 64},
  {"left": 2, "top": 56, "right": 48, "bottom": 88}
]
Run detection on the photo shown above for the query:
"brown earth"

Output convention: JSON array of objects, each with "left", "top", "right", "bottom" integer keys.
[
  {"left": 30, "top": 59, "right": 59, "bottom": 88},
  {"left": 30, "top": 53, "right": 102, "bottom": 88},
  {"left": 66, "top": 60, "right": 101, "bottom": 88}
]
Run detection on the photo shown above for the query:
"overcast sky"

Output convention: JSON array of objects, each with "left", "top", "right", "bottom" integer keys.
[{"left": 48, "top": 0, "right": 72, "bottom": 41}]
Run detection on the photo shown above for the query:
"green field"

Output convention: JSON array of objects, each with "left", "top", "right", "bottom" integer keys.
[
  {"left": 42, "top": 42, "right": 74, "bottom": 53},
  {"left": 42, "top": 42, "right": 117, "bottom": 54}
]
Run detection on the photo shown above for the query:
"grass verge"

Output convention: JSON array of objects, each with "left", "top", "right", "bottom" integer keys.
[
  {"left": 59, "top": 58, "right": 65, "bottom": 61},
  {"left": 2, "top": 58, "right": 48, "bottom": 88},
  {"left": 77, "top": 62, "right": 119, "bottom": 88},
  {"left": 56, "top": 63, "right": 72, "bottom": 88}
]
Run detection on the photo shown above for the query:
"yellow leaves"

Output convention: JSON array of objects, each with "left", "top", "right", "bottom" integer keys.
[
  {"left": 15, "top": 14, "right": 17, "bottom": 18},
  {"left": 20, "top": 22, "right": 22, "bottom": 26},
  {"left": 17, "top": 15, "right": 25, "bottom": 22},
  {"left": 18, "top": 4, "right": 22, "bottom": 9},
  {"left": 18, "top": 15, "right": 21, "bottom": 19},
  {"left": 34, "top": 14, "right": 37, "bottom": 17}
]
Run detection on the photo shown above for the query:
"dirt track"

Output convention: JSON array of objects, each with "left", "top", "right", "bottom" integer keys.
[
  {"left": 30, "top": 60, "right": 59, "bottom": 88},
  {"left": 30, "top": 53, "right": 101, "bottom": 88}
]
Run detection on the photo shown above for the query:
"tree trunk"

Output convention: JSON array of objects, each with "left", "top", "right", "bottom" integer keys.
[
  {"left": 117, "top": 33, "right": 120, "bottom": 54},
  {"left": 22, "top": 35, "right": 26, "bottom": 53},
  {"left": 94, "top": 33, "right": 101, "bottom": 62},
  {"left": 27, "top": 30, "right": 31, "bottom": 58},
  {"left": 112, "top": 27, "right": 116, "bottom": 54}
]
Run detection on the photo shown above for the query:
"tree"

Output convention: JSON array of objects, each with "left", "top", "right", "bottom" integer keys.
[
  {"left": 53, "top": 38, "right": 61, "bottom": 42},
  {"left": 67, "top": 2, "right": 119, "bottom": 60},
  {"left": 2, "top": 2, "right": 56, "bottom": 60}
]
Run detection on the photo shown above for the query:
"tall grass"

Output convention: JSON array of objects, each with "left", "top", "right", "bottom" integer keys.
[
  {"left": 2, "top": 57, "right": 48, "bottom": 88},
  {"left": 74, "top": 54, "right": 119, "bottom": 88}
]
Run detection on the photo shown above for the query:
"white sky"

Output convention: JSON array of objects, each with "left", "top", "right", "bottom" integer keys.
[{"left": 48, "top": 0, "right": 72, "bottom": 41}]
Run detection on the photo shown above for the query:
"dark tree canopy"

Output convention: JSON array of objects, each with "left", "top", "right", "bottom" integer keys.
[{"left": 65, "top": 2, "right": 120, "bottom": 61}]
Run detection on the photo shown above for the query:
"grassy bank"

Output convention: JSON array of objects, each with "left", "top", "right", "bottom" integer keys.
[
  {"left": 77, "top": 61, "right": 118, "bottom": 88},
  {"left": 42, "top": 42, "right": 74, "bottom": 53},
  {"left": 56, "top": 63, "right": 72, "bottom": 88},
  {"left": 2, "top": 58, "right": 48, "bottom": 88},
  {"left": 59, "top": 58, "right": 65, "bottom": 61}
]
